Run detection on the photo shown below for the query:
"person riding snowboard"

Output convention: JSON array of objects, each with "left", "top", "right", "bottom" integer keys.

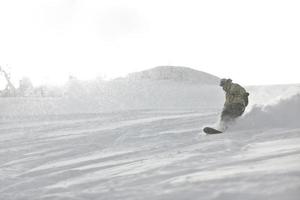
[{"left": 219, "top": 78, "right": 249, "bottom": 127}]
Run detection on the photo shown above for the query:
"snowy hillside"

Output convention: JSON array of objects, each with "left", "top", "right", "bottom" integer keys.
[
  {"left": 0, "top": 73, "right": 300, "bottom": 199},
  {"left": 125, "top": 66, "right": 220, "bottom": 84},
  {"left": 0, "top": 82, "right": 223, "bottom": 116},
  {"left": 0, "top": 66, "right": 224, "bottom": 116}
]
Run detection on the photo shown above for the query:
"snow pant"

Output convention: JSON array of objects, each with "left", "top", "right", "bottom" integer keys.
[{"left": 221, "top": 103, "right": 245, "bottom": 122}]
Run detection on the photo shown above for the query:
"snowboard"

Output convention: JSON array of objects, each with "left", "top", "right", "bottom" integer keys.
[{"left": 203, "top": 127, "right": 223, "bottom": 134}]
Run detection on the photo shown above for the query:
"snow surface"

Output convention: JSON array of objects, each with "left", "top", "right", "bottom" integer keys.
[
  {"left": 126, "top": 66, "right": 220, "bottom": 85},
  {"left": 0, "top": 81, "right": 300, "bottom": 200}
]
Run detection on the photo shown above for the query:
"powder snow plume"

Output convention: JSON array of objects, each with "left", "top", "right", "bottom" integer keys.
[{"left": 232, "top": 93, "right": 300, "bottom": 130}]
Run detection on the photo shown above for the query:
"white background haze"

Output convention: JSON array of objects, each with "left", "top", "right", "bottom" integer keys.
[{"left": 0, "top": 0, "right": 300, "bottom": 87}]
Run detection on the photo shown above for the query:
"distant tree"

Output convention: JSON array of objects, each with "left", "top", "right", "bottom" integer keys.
[
  {"left": 65, "top": 76, "right": 86, "bottom": 97},
  {"left": 35, "top": 86, "right": 46, "bottom": 97},
  {"left": 18, "top": 77, "right": 34, "bottom": 97},
  {"left": 0, "top": 66, "right": 16, "bottom": 97}
]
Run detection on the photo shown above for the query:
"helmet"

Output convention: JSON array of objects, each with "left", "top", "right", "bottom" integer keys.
[{"left": 219, "top": 78, "right": 232, "bottom": 86}]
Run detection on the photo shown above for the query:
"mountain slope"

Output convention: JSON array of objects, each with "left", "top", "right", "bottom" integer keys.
[{"left": 125, "top": 66, "right": 220, "bottom": 84}]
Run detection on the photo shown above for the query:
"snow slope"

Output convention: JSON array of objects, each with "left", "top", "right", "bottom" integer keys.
[
  {"left": 0, "top": 81, "right": 300, "bottom": 200},
  {"left": 126, "top": 66, "right": 220, "bottom": 84},
  {"left": 0, "top": 81, "right": 224, "bottom": 116}
]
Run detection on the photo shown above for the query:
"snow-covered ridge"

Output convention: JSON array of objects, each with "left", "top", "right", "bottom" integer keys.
[{"left": 124, "top": 66, "right": 220, "bottom": 84}]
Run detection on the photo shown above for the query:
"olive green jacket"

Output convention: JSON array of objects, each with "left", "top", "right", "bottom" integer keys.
[{"left": 223, "top": 82, "right": 249, "bottom": 107}]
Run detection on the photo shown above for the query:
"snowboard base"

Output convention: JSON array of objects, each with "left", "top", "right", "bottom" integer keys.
[{"left": 203, "top": 127, "right": 223, "bottom": 134}]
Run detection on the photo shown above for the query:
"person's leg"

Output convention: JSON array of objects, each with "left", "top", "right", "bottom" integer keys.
[
  {"left": 231, "top": 103, "right": 245, "bottom": 118},
  {"left": 221, "top": 105, "right": 234, "bottom": 121},
  {"left": 220, "top": 103, "right": 245, "bottom": 131},
  {"left": 220, "top": 105, "right": 235, "bottom": 131}
]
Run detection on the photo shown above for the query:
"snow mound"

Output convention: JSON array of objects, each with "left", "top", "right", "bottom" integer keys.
[
  {"left": 125, "top": 66, "right": 220, "bottom": 84},
  {"left": 233, "top": 93, "right": 300, "bottom": 130}
]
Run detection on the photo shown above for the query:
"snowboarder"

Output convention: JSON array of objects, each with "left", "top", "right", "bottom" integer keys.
[
  {"left": 219, "top": 78, "right": 249, "bottom": 126},
  {"left": 203, "top": 78, "right": 249, "bottom": 134}
]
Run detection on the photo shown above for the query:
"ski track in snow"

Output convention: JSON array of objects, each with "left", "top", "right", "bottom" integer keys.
[{"left": 0, "top": 110, "right": 300, "bottom": 200}]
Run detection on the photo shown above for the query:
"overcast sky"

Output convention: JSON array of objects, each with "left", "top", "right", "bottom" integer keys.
[{"left": 0, "top": 0, "right": 299, "bottom": 87}]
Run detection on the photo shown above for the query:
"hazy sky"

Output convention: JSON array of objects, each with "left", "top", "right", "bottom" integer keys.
[{"left": 0, "top": 0, "right": 299, "bottom": 87}]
